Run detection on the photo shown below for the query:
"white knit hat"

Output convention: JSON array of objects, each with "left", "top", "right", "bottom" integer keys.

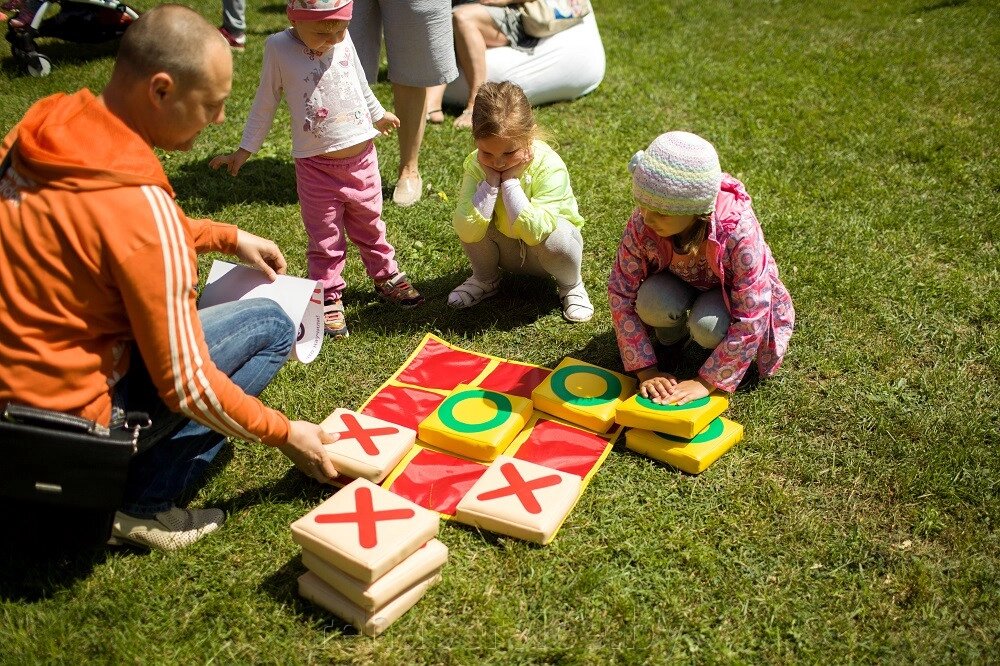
[{"left": 628, "top": 131, "right": 722, "bottom": 215}]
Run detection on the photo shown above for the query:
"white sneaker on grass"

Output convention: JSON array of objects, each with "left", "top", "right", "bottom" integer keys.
[{"left": 108, "top": 506, "right": 226, "bottom": 551}]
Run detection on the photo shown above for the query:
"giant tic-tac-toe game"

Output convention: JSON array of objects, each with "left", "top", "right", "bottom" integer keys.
[
  {"left": 295, "top": 335, "right": 746, "bottom": 631},
  {"left": 347, "top": 334, "right": 621, "bottom": 545}
]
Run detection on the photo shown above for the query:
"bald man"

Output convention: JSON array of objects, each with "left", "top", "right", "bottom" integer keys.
[{"left": 0, "top": 5, "right": 342, "bottom": 551}]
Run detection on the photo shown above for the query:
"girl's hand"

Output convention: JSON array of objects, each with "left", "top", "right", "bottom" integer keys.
[
  {"left": 374, "top": 112, "right": 400, "bottom": 136},
  {"left": 663, "top": 378, "right": 713, "bottom": 406},
  {"left": 209, "top": 148, "right": 251, "bottom": 176},
  {"left": 500, "top": 147, "right": 533, "bottom": 182},
  {"left": 638, "top": 371, "right": 678, "bottom": 404},
  {"left": 478, "top": 160, "right": 503, "bottom": 187}
]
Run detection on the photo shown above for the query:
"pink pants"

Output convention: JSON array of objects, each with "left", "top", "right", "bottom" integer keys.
[{"left": 294, "top": 141, "right": 398, "bottom": 301}]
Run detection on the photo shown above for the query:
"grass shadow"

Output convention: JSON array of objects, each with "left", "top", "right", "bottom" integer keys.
[
  {"left": 0, "top": 505, "right": 116, "bottom": 602},
  {"left": 170, "top": 157, "right": 299, "bottom": 213},
  {"left": 260, "top": 554, "right": 361, "bottom": 637},
  {"left": 208, "top": 466, "right": 336, "bottom": 516},
  {"left": 341, "top": 270, "right": 563, "bottom": 338},
  {"left": 912, "top": 0, "right": 968, "bottom": 12},
  {"left": 1, "top": 38, "right": 118, "bottom": 76}
]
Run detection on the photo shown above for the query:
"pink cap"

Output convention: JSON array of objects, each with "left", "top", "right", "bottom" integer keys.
[{"left": 287, "top": 0, "right": 352, "bottom": 22}]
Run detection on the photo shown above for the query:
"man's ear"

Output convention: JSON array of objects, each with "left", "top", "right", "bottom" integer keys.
[{"left": 148, "top": 72, "right": 175, "bottom": 106}]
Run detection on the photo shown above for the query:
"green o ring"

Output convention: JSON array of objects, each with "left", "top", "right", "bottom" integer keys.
[
  {"left": 637, "top": 394, "right": 710, "bottom": 412},
  {"left": 438, "top": 389, "right": 513, "bottom": 433},
  {"left": 655, "top": 417, "right": 725, "bottom": 444},
  {"left": 550, "top": 366, "right": 622, "bottom": 406}
]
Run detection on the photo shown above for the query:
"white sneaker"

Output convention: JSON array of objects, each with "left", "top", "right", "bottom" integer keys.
[
  {"left": 560, "top": 282, "right": 594, "bottom": 323},
  {"left": 109, "top": 506, "right": 226, "bottom": 551}
]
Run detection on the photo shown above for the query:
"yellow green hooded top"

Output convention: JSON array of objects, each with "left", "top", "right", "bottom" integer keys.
[{"left": 453, "top": 140, "right": 584, "bottom": 246}]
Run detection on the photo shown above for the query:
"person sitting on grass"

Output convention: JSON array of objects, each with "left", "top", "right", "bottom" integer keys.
[
  {"left": 449, "top": 80, "right": 593, "bottom": 323},
  {"left": 0, "top": 4, "right": 342, "bottom": 552},
  {"left": 609, "top": 131, "right": 795, "bottom": 405},
  {"left": 211, "top": 0, "right": 424, "bottom": 341}
]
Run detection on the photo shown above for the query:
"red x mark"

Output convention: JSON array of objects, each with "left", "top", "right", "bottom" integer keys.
[
  {"left": 315, "top": 486, "right": 415, "bottom": 548},
  {"left": 476, "top": 462, "right": 562, "bottom": 514},
  {"left": 333, "top": 413, "right": 398, "bottom": 456}
]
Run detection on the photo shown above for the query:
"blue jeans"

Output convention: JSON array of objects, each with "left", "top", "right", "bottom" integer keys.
[
  {"left": 635, "top": 271, "right": 730, "bottom": 349},
  {"left": 114, "top": 299, "right": 294, "bottom": 517}
]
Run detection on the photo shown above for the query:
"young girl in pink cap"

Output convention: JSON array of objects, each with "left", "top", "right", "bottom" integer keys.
[
  {"left": 211, "top": 0, "right": 423, "bottom": 340},
  {"left": 608, "top": 131, "right": 795, "bottom": 405}
]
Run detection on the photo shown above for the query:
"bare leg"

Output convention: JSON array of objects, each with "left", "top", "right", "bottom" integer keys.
[
  {"left": 452, "top": 4, "right": 509, "bottom": 129},
  {"left": 425, "top": 84, "right": 446, "bottom": 124},
  {"left": 391, "top": 82, "right": 427, "bottom": 206}
]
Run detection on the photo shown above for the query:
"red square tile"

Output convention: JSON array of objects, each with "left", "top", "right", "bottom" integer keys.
[
  {"left": 395, "top": 338, "right": 492, "bottom": 390},
  {"left": 388, "top": 448, "right": 488, "bottom": 515},
  {"left": 362, "top": 385, "right": 445, "bottom": 431},
  {"left": 512, "top": 418, "right": 610, "bottom": 479},
  {"left": 476, "top": 362, "right": 551, "bottom": 399}
]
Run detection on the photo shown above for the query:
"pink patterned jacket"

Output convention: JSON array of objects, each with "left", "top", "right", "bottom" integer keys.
[{"left": 608, "top": 175, "right": 794, "bottom": 392}]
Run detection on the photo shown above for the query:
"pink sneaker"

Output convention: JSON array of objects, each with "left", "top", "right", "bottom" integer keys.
[
  {"left": 219, "top": 26, "right": 246, "bottom": 50},
  {"left": 10, "top": 6, "right": 36, "bottom": 29}
]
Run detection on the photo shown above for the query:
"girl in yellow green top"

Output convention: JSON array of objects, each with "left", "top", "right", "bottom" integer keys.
[{"left": 449, "top": 81, "right": 593, "bottom": 322}]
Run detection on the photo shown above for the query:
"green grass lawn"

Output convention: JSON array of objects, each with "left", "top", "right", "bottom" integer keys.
[{"left": 2, "top": 0, "right": 999, "bottom": 662}]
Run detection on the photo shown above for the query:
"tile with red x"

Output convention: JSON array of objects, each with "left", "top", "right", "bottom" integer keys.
[
  {"left": 454, "top": 456, "right": 583, "bottom": 545},
  {"left": 320, "top": 408, "right": 416, "bottom": 483},
  {"left": 290, "top": 478, "right": 440, "bottom": 583}
]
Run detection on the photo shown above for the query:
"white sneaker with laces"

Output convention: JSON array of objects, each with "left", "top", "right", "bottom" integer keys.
[{"left": 109, "top": 506, "right": 226, "bottom": 551}]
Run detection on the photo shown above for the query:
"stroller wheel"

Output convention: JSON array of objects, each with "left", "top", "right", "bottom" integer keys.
[{"left": 26, "top": 52, "right": 51, "bottom": 77}]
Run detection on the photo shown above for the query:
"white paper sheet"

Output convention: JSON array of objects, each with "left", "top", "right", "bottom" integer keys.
[{"left": 198, "top": 261, "right": 324, "bottom": 363}]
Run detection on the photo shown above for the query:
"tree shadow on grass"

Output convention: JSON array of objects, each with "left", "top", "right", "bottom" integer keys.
[{"left": 170, "top": 157, "right": 299, "bottom": 214}]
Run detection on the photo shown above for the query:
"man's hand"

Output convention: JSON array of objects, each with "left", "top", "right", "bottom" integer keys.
[
  {"left": 209, "top": 148, "right": 252, "bottom": 176},
  {"left": 235, "top": 230, "right": 287, "bottom": 281},
  {"left": 277, "top": 420, "right": 341, "bottom": 484},
  {"left": 374, "top": 112, "right": 400, "bottom": 136}
]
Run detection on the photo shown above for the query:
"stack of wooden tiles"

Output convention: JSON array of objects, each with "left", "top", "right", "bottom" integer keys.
[
  {"left": 615, "top": 393, "right": 743, "bottom": 474},
  {"left": 291, "top": 478, "right": 446, "bottom": 636}
]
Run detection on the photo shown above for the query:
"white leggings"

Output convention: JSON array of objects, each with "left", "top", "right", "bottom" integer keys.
[
  {"left": 636, "top": 271, "right": 730, "bottom": 349},
  {"left": 460, "top": 219, "right": 584, "bottom": 292}
]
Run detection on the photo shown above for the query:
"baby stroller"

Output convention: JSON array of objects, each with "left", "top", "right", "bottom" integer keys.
[{"left": 4, "top": 0, "right": 139, "bottom": 77}]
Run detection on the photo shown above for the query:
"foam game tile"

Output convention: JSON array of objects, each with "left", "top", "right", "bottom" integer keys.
[
  {"left": 454, "top": 455, "right": 583, "bottom": 545},
  {"left": 615, "top": 392, "right": 729, "bottom": 439},
  {"left": 418, "top": 384, "right": 533, "bottom": 462},
  {"left": 298, "top": 570, "right": 441, "bottom": 637},
  {"left": 319, "top": 409, "right": 416, "bottom": 483},
  {"left": 625, "top": 416, "right": 743, "bottom": 474},
  {"left": 302, "top": 538, "right": 448, "bottom": 611},
  {"left": 531, "top": 358, "right": 636, "bottom": 433},
  {"left": 384, "top": 447, "right": 488, "bottom": 516},
  {"left": 290, "top": 478, "right": 439, "bottom": 583}
]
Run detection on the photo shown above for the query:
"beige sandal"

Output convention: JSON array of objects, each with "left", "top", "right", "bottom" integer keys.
[
  {"left": 447, "top": 276, "right": 500, "bottom": 309},
  {"left": 560, "top": 283, "right": 594, "bottom": 323},
  {"left": 454, "top": 108, "right": 474, "bottom": 129}
]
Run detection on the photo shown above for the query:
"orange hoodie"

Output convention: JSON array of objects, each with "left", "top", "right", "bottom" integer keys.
[{"left": 0, "top": 90, "right": 291, "bottom": 445}]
